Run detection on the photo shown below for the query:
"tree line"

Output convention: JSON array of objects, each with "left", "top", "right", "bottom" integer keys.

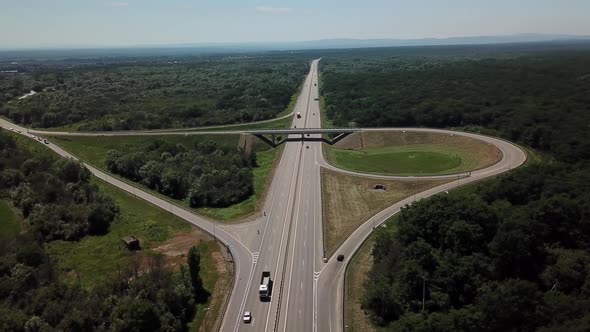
[
  {"left": 0, "top": 55, "right": 309, "bottom": 130},
  {"left": 0, "top": 130, "right": 208, "bottom": 331},
  {"left": 320, "top": 47, "right": 590, "bottom": 162},
  {"left": 105, "top": 139, "right": 255, "bottom": 208}
]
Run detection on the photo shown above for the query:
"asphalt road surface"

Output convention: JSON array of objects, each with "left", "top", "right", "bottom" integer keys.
[{"left": 0, "top": 58, "right": 527, "bottom": 332}]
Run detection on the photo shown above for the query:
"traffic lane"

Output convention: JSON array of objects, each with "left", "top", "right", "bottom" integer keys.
[
  {"left": 305, "top": 61, "right": 326, "bottom": 269},
  {"left": 290, "top": 152, "right": 319, "bottom": 332},
  {"left": 279, "top": 143, "right": 314, "bottom": 332},
  {"left": 236, "top": 60, "right": 318, "bottom": 331},
  {"left": 280, "top": 61, "right": 321, "bottom": 332},
  {"left": 238, "top": 141, "right": 303, "bottom": 331}
]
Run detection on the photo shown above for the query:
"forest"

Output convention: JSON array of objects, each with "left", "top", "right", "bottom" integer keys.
[
  {"left": 0, "top": 131, "right": 119, "bottom": 241},
  {"left": 320, "top": 45, "right": 590, "bottom": 162},
  {"left": 364, "top": 164, "right": 590, "bottom": 331},
  {"left": 0, "top": 130, "right": 207, "bottom": 331},
  {"left": 321, "top": 45, "right": 590, "bottom": 330},
  {"left": 0, "top": 54, "right": 309, "bottom": 130},
  {"left": 105, "top": 139, "right": 255, "bottom": 208}
]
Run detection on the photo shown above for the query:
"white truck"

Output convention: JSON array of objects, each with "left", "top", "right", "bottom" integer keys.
[{"left": 259, "top": 271, "right": 272, "bottom": 300}]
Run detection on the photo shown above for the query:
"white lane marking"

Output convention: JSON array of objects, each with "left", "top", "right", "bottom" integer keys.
[
  {"left": 281, "top": 66, "right": 315, "bottom": 332},
  {"left": 233, "top": 123, "right": 299, "bottom": 332},
  {"left": 313, "top": 271, "right": 320, "bottom": 281},
  {"left": 263, "top": 127, "right": 306, "bottom": 331}
]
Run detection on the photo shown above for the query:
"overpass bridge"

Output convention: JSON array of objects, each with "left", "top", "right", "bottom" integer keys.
[{"left": 244, "top": 128, "right": 361, "bottom": 147}]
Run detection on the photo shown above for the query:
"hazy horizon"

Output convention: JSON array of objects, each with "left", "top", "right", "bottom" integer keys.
[{"left": 2, "top": 0, "right": 590, "bottom": 49}]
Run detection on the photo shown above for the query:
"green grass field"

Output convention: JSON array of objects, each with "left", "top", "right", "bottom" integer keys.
[
  {"left": 46, "top": 179, "right": 192, "bottom": 287},
  {"left": 324, "top": 131, "right": 503, "bottom": 176},
  {"left": 0, "top": 200, "right": 21, "bottom": 242},
  {"left": 49, "top": 134, "right": 280, "bottom": 221},
  {"left": 330, "top": 147, "right": 463, "bottom": 175}
]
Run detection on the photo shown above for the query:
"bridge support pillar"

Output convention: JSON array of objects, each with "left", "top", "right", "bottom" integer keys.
[{"left": 252, "top": 134, "right": 277, "bottom": 148}]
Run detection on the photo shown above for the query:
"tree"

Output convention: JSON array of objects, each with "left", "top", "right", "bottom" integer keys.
[
  {"left": 110, "top": 297, "right": 161, "bottom": 332},
  {"left": 476, "top": 279, "right": 542, "bottom": 332},
  {"left": 187, "top": 246, "right": 204, "bottom": 301},
  {"left": 87, "top": 203, "right": 116, "bottom": 235}
]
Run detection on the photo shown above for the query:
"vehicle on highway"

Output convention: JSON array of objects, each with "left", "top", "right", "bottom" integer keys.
[
  {"left": 10, "top": 127, "right": 13, "bottom": 131},
  {"left": 259, "top": 271, "right": 272, "bottom": 300},
  {"left": 43, "top": 139, "right": 49, "bottom": 144},
  {"left": 296, "top": 112, "right": 302, "bottom": 118},
  {"left": 337, "top": 254, "right": 345, "bottom": 261},
  {"left": 243, "top": 311, "right": 252, "bottom": 323},
  {"left": 17, "top": 129, "right": 21, "bottom": 133}
]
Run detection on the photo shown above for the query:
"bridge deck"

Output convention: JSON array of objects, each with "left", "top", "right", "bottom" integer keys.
[{"left": 245, "top": 128, "right": 360, "bottom": 135}]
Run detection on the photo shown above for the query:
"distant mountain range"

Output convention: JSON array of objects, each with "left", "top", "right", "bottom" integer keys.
[
  {"left": 277, "top": 34, "right": 590, "bottom": 50},
  {"left": 1, "top": 34, "right": 590, "bottom": 59}
]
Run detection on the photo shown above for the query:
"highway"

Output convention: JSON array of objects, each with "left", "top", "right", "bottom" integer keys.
[{"left": 0, "top": 58, "right": 527, "bottom": 332}]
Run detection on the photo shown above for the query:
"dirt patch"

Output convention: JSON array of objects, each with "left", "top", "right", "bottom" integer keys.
[
  {"left": 321, "top": 167, "right": 451, "bottom": 257},
  {"left": 133, "top": 230, "right": 208, "bottom": 271},
  {"left": 211, "top": 251, "right": 228, "bottom": 274}
]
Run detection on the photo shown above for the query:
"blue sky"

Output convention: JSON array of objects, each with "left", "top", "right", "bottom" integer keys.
[{"left": 1, "top": 0, "right": 589, "bottom": 48}]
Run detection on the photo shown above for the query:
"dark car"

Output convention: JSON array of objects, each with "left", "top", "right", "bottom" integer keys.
[{"left": 337, "top": 254, "right": 344, "bottom": 261}]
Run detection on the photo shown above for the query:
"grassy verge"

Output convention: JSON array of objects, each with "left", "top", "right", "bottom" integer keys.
[
  {"left": 344, "top": 234, "right": 378, "bottom": 332},
  {"left": 324, "top": 131, "right": 502, "bottom": 176},
  {"left": 276, "top": 80, "right": 304, "bottom": 118},
  {"left": 189, "top": 240, "right": 232, "bottom": 332},
  {"left": 321, "top": 168, "right": 451, "bottom": 257},
  {"left": 48, "top": 134, "right": 281, "bottom": 221},
  {"left": 0, "top": 200, "right": 21, "bottom": 241}
]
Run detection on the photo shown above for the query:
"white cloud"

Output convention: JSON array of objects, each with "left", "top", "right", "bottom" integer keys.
[
  {"left": 110, "top": 2, "right": 129, "bottom": 7},
  {"left": 256, "top": 6, "right": 291, "bottom": 14}
]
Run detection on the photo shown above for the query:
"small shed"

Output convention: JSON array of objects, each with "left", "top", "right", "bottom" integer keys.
[{"left": 121, "top": 236, "right": 140, "bottom": 250}]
